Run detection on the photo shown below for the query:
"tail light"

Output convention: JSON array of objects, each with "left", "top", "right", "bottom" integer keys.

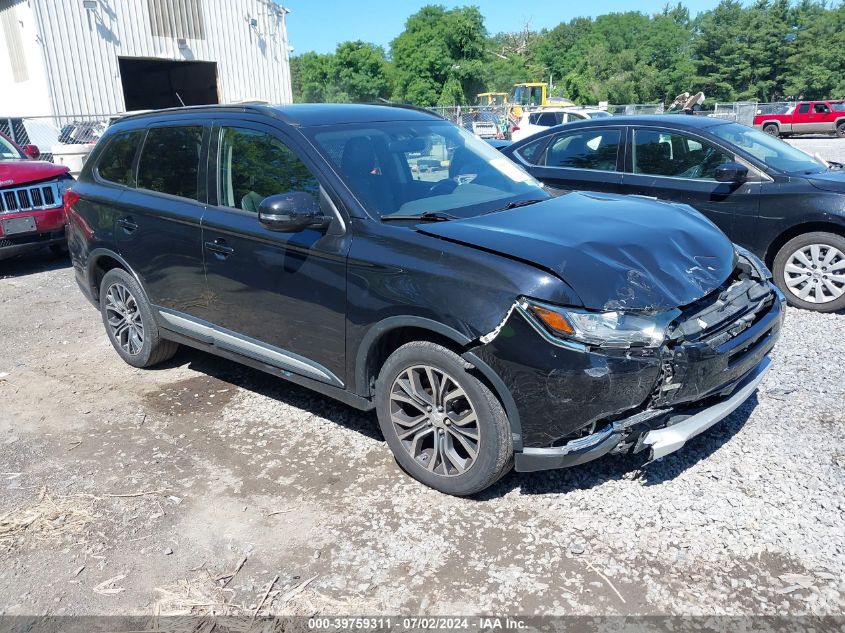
[{"left": 63, "top": 189, "right": 80, "bottom": 216}]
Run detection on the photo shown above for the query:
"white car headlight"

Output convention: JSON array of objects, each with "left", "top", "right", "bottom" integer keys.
[{"left": 523, "top": 299, "right": 680, "bottom": 349}]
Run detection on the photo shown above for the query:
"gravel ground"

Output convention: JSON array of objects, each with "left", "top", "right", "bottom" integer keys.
[
  {"left": 1, "top": 139, "right": 845, "bottom": 618},
  {"left": 1, "top": 248, "right": 843, "bottom": 618},
  {"left": 785, "top": 136, "right": 845, "bottom": 164}
]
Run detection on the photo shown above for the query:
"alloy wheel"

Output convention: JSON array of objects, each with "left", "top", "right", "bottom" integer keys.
[
  {"left": 104, "top": 282, "right": 145, "bottom": 355},
  {"left": 388, "top": 364, "right": 480, "bottom": 477},
  {"left": 783, "top": 243, "right": 845, "bottom": 304}
]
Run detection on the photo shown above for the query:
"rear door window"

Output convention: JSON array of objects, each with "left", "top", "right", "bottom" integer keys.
[
  {"left": 97, "top": 131, "right": 143, "bottom": 186},
  {"left": 544, "top": 128, "right": 621, "bottom": 171},
  {"left": 797, "top": 103, "right": 811, "bottom": 114},
  {"left": 137, "top": 126, "right": 203, "bottom": 200},
  {"left": 533, "top": 112, "right": 562, "bottom": 127}
]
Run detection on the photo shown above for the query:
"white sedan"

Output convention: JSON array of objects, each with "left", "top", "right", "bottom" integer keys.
[{"left": 511, "top": 107, "right": 612, "bottom": 142}]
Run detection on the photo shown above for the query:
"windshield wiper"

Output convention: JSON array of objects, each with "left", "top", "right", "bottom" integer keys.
[
  {"left": 381, "top": 211, "right": 458, "bottom": 222},
  {"left": 490, "top": 198, "right": 545, "bottom": 213}
]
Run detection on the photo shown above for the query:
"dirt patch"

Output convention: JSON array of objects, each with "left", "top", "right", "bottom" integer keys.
[{"left": 143, "top": 375, "right": 239, "bottom": 418}]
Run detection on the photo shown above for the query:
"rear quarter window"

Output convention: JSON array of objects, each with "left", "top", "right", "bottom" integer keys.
[
  {"left": 96, "top": 131, "right": 144, "bottom": 186},
  {"left": 515, "top": 137, "right": 550, "bottom": 165},
  {"left": 137, "top": 126, "right": 203, "bottom": 200}
]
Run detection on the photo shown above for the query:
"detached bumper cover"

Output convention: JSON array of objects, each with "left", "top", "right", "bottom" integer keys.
[
  {"left": 642, "top": 356, "right": 770, "bottom": 459},
  {"left": 514, "top": 355, "right": 771, "bottom": 472}
]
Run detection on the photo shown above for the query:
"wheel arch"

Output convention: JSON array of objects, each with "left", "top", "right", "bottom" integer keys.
[
  {"left": 354, "top": 317, "right": 523, "bottom": 448},
  {"left": 765, "top": 221, "right": 845, "bottom": 268},
  {"left": 86, "top": 248, "right": 145, "bottom": 304}
]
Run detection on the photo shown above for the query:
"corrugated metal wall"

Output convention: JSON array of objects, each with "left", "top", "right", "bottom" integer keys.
[
  {"left": 1, "top": 0, "right": 28, "bottom": 82},
  {"left": 30, "top": 0, "right": 292, "bottom": 115}
]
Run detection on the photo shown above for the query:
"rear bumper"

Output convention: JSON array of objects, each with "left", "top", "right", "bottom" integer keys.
[{"left": 514, "top": 355, "right": 771, "bottom": 472}]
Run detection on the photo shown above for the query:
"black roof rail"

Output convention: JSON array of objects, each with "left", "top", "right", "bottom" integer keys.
[{"left": 114, "top": 103, "right": 298, "bottom": 125}]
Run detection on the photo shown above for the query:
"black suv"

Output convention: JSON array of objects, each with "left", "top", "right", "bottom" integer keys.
[{"left": 67, "top": 104, "right": 784, "bottom": 495}]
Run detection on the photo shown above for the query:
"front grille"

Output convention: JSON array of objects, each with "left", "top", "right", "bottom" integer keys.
[
  {"left": 670, "top": 275, "right": 774, "bottom": 346},
  {"left": 0, "top": 181, "right": 62, "bottom": 213}
]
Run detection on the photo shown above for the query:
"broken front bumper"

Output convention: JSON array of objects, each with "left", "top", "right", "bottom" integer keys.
[{"left": 514, "top": 355, "right": 770, "bottom": 472}]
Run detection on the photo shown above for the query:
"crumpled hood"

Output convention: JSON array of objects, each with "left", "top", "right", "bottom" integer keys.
[
  {"left": 805, "top": 170, "right": 845, "bottom": 193},
  {"left": 0, "top": 160, "right": 70, "bottom": 188},
  {"left": 418, "top": 192, "right": 736, "bottom": 311}
]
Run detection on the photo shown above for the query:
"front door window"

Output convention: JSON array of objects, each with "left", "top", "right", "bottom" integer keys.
[
  {"left": 217, "top": 127, "right": 320, "bottom": 212},
  {"left": 631, "top": 129, "right": 732, "bottom": 180}
]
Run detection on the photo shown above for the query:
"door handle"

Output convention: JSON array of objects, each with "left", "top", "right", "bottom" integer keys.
[
  {"left": 117, "top": 216, "right": 138, "bottom": 233},
  {"left": 204, "top": 238, "right": 234, "bottom": 258}
]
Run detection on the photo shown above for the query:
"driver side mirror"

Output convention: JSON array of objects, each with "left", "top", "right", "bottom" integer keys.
[
  {"left": 258, "top": 191, "right": 331, "bottom": 233},
  {"left": 714, "top": 162, "right": 748, "bottom": 184},
  {"left": 22, "top": 144, "right": 40, "bottom": 159}
]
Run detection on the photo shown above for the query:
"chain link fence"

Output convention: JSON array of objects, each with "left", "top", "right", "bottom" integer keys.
[
  {"left": 1, "top": 113, "right": 120, "bottom": 165},
  {"left": 607, "top": 103, "right": 665, "bottom": 116},
  {"left": 428, "top": 105, "right": 510, "bottom": 139},
  {"left": 709, "top": 102, "right": 760, "bottom": 126}
]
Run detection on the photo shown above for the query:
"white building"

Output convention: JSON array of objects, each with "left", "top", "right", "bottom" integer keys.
[{"left": 0, "top": 0, "right": 293, "bottom": 118}]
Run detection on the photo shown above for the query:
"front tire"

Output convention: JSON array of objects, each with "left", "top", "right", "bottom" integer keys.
[
  {"left": 836, "top": 121, "right": 845, "bottom": 139},
  {"left": 763, "top": 123, "right": 780, "bottom": 137},
  {"left": 375, "top": 342, "right": 513, "bottom": 495},
  {"left": 773, "top": 232, "right": 845, "bottom": 312},
  {"left": 99, "top": 268, "right": 179, "bottom": 367}
]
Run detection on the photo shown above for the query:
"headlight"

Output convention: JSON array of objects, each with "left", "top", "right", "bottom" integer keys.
[
  {"left": 55, "top": 177, "right": 73, "bottom": 195},
  {"left": 735, "top": 244, "right": 771, "bottom": 280},
  {"left": 523, "top": 299, "right": 680, "bottom": 349}
]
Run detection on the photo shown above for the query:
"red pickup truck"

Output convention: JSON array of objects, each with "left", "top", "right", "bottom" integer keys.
[
  {"left": 1, "top": 131, "right": 73, "bottom": 261},
  {"left": 753, "top": 100, "right": 845, "bottom": 138}
]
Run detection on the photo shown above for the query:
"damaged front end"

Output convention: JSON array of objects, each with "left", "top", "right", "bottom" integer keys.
[{"left": 470, "top": 249, "right": 785, "bottom": 472}]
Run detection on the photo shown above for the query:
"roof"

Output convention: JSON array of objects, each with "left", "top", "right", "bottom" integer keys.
[
  {"left": 561, "top": 114, "right": 732, "bottom": 129},
  {"left": 118, "top": 103, "right": 441, "bottom": 127},
  {"left": 523, "top": 106, "right": 607, "bottom": 114}
]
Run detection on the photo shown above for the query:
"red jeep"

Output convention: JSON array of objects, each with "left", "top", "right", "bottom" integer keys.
[
  {"left": 753, "top": 100, "right": 845, "bottom": 138},
  {"left": 0, "top": 132, "right": 73, "bottom": 261}
]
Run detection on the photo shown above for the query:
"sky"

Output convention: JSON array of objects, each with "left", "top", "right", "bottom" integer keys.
[{"left": 282, "top": 0, "right": 726, "bottom": 55}]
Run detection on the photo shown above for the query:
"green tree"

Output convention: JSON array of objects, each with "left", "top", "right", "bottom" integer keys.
[
  {"left": 290, "top": 52, "right": 337, "bottom": 102},
  {"left": 784, "top": 0, "right": 845, "bottom": 99},
  {"left": 390, "top": 5, "right": 488, "bottom": 106},
  {"left": 334, "top": 41, "right": 392, "bottom": 102},
  {"left": 290, "top": 1, "right": 845, "bottom": 108}
]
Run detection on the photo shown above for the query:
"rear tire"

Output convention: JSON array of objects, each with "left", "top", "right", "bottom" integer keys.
[
  {"left": 763, "top": 123, "right": 780, "bottom": 137},
  {"left": 375, "top": 341, "right": 513, "bottom": 495},
  {"left": 773, "top": 232, "right": 845, "bottom": 312},
  {"left": 99, "top": 268, "right": 179, "bottom": 368}
]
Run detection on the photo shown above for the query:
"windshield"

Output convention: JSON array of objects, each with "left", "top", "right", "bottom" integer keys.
[
  {"left": 307, "top": 120, "right": 547, "bottom": 219},
  {"left": 0, "top": 135, "right": 23, "bottom": 160},
  {"left": 833, "top": 103, "right": 845, "bottom": 112},
  {"left": 710, "top": 122, "right": 828, "bottom": 174}
]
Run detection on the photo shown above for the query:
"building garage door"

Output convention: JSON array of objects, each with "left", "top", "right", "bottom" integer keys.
[{"left": 118, "top": 57, "right": 219, "bottom": 111}]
